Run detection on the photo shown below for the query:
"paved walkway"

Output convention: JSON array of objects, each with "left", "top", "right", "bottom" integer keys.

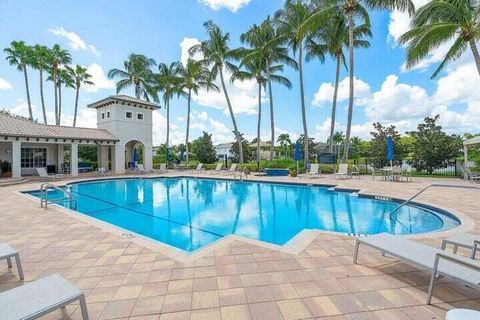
[{"left": 1, "top": 173, "right": 479, "bottom": 319}]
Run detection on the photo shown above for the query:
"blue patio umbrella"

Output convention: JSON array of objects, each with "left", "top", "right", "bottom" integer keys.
[
  {"left": 133, "top": 147, "right": 139, "bottom": 162},
  {"left": 386, "top": 136, "right": 394, "bottom": 167},
  {"left": 294, "top": 142, "right": 302, "bottom": 175},
  {"left": 180, "top": 150, "right": 185, "bottom": 161}
]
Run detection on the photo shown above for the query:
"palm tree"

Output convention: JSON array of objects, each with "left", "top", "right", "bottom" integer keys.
[
  {"left": 241, "top": 17, "right": 297, "bottom": 161},
  {"left": 67, "top": 65, "right": 94, "bottom": 127},
  {"left": 4, "top": 41, "right": 34, "bottom": 120},
  {"left": 177, "top": 59, "right": 218, "bottom": 166},
  {"left": 277, "top": 133, "right": 292, "bottom": 158},
  {"left": 31, "top": 45, "right": 51, "bottom": 124},
  {"left": 156, "top": 62, "right": 182, "bottom": 162},
  {"left": 303, "top": 0, "right": 413, "bottom": 162},
  {"left": 274, "top": 1, "right": 312, "bottom": 167},
  {"left": 54, "top": 68, "right": 74, "bottom": 125},
  {"left": 306, "top": 13, "right": 371, "bottom": 153},
  {"left": 108, "top": 53, "right": 158, "bottom": 101},
  {"left": 190, "top": 21, "right": 245, "bottom": 164},
  {"left": 400, "top": 0, "right": 480, "bottom": 78},
  {"left": 48, "top": 44, "right": 72, "bottom": 125}
]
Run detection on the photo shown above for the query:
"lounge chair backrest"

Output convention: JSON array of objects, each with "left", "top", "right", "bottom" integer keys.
[
  {"left": 36, "top": 167, "right": 48, "bottom": 177},
  {"left": 229, "top": 163, "right": 237, "bottom": 172},
  {"left": 393, "top": 166, "right": 402, "bottom": 174},
  {"left": 309, "top": 163, "right": 319, "bottom": 174},
  {"left": 196, "top": 163, "right": 203, "bottom": 170},
  {"left": 98, "top": 167, "right": 106, "bottom": 173},
  {"left": 160, "top": 163, "right": 166, "bottom": 171},
  {"left": 215, "top": 163, "right": 222, "bottom": 171},
  {"left": 338, "top": 163, "right": 348, "bottom": 174},
  {"left": 352, "top": 165, "right": 359, "bottom": 173},
  {"left": 138, "top": 164, "right": 145, "bottom": 170}
]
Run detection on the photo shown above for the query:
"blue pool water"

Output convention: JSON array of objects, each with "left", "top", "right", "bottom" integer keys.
[{"left": 27, "top": 178, "right": 460, "bottom": 252}]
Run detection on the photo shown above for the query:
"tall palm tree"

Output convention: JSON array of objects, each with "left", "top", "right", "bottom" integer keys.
[
  {"left": 400, "top": 0, "right": 480, "bottom": 78},
  {"left": 177, "top": 59, "right": 218, "bottom": 166},
  {"left": 108, "top": 53, "right": 158, "bottom": 101},
  {"left": 31, "top": 45, "right": 51, "bottom": 124},
  {"left": 306, "top": 13, "right": 371, "bottom": 153},
  {"left": 67, "top": 65, "right": 94, "bottom": 127},
  {"left": 4, "top": 41, "right": 34, "bottom": 120},
  {"left": 303, "top": 0, "right": 413, "bottom": 162},
  {"left": 48, "top": 44, "right": 72, "bottom": 125},
  {"left": 277, "top": 133, "right": 292, "bottom": 158},
  {"left": 156, "top": 62, "right": 182, "bottom": 162},
  {"left": 54, "top": 68, "right": 74, "bottom": 125},
  {"left": 241, "top": 17, "right": 297, "bottom": 161},
  {"left": 274, "top": 1, "right": 312, "bottom": 167},
  {"left": 190, "top": 21, "right": 245, "bottom": 164}
]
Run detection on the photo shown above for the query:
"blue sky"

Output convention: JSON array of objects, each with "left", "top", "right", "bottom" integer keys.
[{"left": 1, "top": 0, "right": 479, "bottom": 145}]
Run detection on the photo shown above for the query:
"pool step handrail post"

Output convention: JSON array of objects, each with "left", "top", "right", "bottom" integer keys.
[
  {"left": 389, "top": 185, "right": 432, "bottom": 219},
  {"left": 40, "top": 183, "right": 76, "bottom": 210}
]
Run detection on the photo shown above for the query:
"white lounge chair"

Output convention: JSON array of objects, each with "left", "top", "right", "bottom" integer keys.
[
  {"left": 0, "top": 273, "right": 89, "bottom": 320},
  {"left": 333, "top": 163, "right": 350, "bottom": 179},
  {"left": 158, "top": 163, "right": 168, "bottom": 173},
  {"left": 0, "top": 243, "right": 24, "bottom": 280},
  {"left": 226, "top": 163, "right": 238, "bottom": 175},
  {"left": 302, "top": 163, "right": 321, "bottom": 178},
  {"left": 209, "top": 163, "right": 223, "bottom": 174},
  {"left": 137, "top": 164, "right": 147, "bottom": 174},
  {"left": 191, "top": 163, "right": 205, "bottom": 173},
  {"left": 97, "top": 167, "right": 107, "bottom": 176},
  {"left": 36, "top": 167, "right": 63, "bottom": 181},
  {"left": 351, "top": 165, "right": 360, "bottom": 179},
  {"left": 446, "top": 309, "right": 480, "bottom": 320},
  {"left": 442, "top": 233, "right": 480, "bottom": 259},
  {"left": 353, "top": 233, "right": 480, "bottom": 304},
  {"left": 464, "top": 167, "right": 480, "bottom": 183}
]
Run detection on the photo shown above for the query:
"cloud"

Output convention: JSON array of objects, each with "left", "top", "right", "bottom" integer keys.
[
  {"left": 180, "top": 38, "right": 202, "bottom": 66},
  {"left": 49, "top": 26, "right": 100, "bottom": 56},
  {"left": 0, "top": 77, "right": 12, "bottom": 90},
  {"left": 387, "top": 0, "right": 428, "bottom": 44},
  {"left": 83, "top": 63, "right": 115, "bottom": 92},
  {"left": 198, "top": 0, "right": 252, "bottom": 12},
  {"left": 311, "top": 77, "right": 371, "bottom": 107},
  {"left": 153, "top": 111, "right": 184, "bottom": 146}
]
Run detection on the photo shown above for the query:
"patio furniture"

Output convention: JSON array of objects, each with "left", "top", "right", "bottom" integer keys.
[
  {"left": 463, "top": 167, "right": 480, "bottom": 183},
  {"left": 370, "top": 167, "right": 382, "bottom": 180},
  {"left": 158, "top": 163, "right": 168, "bottom": 173},
  {"left": 36, "top": 167, "right": 63, "bottom": 181},
  {"left": 353, "top": 233, "right": 480, "bottom": 304},
  {"left": 137, "top": 164, "right": 147, "bottom": 174},
  {"left": 97, "top": 167, "right": 106, "bottom": 176},
  {"left": 0, "top": 273, "right": 89, "bottom": 320},
  {"left": 446, "top": 309, "right": 480, "bottom": 320},
  {"left": 61, "top": 163, "right": 70, "bottom": 174},
  {"left": 208, "top": 163, "right": 223, "bottom": 174},
  {"left": 333, "top": 163, "right": 350, "bottom": 179},
  {"left": 442, "top": 233, "right": 480, "bottom": 259},
  {"left": 191, "top": 163, "right": 205, "bottom": 173},
  {"left": 402, "top": 166, "right": 413, "bottom": 182},
  {"left": 0, "top": 243, "right": 24, "bottom": 280},
  {"left": 226, "top": 163, "right": 238, "bottom": 175},
  {"left": 392, "top": 166, "right": 403, "bottom": 181},
  {"left": 380, "top": 167, "right": 393, "bottom": 181},
  {"left": 351, "top": 165, "right": 360, "bottom": 179},
  {"left": 302, "top": 163, "right": 321, "bottom": 179},
  {"left": 78, "top": 162, "right": 93, "bottom": 173}
]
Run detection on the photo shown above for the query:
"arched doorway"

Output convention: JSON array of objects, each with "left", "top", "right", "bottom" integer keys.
[{"left": 125, "top": 140, "right": 145, "bottom": 170}]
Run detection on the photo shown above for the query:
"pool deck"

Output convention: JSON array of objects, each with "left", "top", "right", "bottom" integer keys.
[{"left": 1, "top": 172, "right": 480, "bottom": 319}]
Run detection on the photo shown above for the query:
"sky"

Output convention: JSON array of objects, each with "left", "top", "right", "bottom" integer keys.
[{"left": 1, "top": 0, "right": 479, "bottom": 146}]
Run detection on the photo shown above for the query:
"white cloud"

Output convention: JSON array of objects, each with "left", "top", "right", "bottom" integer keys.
[
  {"left": 198, "top": 0, "right": 252, "bottom": 12},
  {"left": 0, "top": 77, "right": 12, "bottom": 90},
  {"left": 83, "top": 63, "right": 115, "bottom": 92},
  {"left": 433, "top": 62, "right": 480, "bottom": 105},
  {"left": 153, "top": 111, "right": 185, "bottom": 146},
  {"left": 49, "top": 26, "right": 100, "bottom": 56},
  {"left": 311, "top": 77, "right": 371, "bottom": 107},
  {"left": 180, "top": 38, "right": 202, "bottom": 66},
  {"left": 387, "top": 0, "right": 428, "bottom": 44}
]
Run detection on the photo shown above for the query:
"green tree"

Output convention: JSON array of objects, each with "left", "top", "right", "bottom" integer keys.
[
  {"left": 229, "top": 131, "right": 251, "bottom": 163},
  {"left": 108, "top": 53, "right": 158, "bottom": 101},
  {"left": 400, "top": 0, "right": 480, "bottom": 78},
  {"left": 408, "top": 115, "right": 462, "bottom": 174},
  {"left": 241, "top": 17, "right": 297, "bottom": 161},
  {"left": 296, "top": 134, "right": 317, "bottom": 163},
  {"left": 368, "top": 122, "right": 406, "bottom": 168},
  {"left": 50, "top": 68, "right": 74, "bottom": 125},
  {"left": 190, "top": 21, "right": 245, "bottom": 164},
  {"left": 48, "top": 44, "right": 72, "bottom": 125},
  {"left": 31, "top": 44, "right": 51, "bottom": 124},
  {"left": 191, "top": 132, "right": 218, "bottom": 164},
  {"left": 67, "top": 65, "right": 94, "bottom": 127},
  {"left": 177, "top": 59, "right": 218, "bottom": 166},
  {"left": 4, "top": 41, "right": 34, "bottom": 120},
  {"left": 277, "top": 133, "right": 292, "bottom": 158}
]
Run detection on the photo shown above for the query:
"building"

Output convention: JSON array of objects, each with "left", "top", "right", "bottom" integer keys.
[
  {"left": 214, "top": 143, "right": 233, "bottom": 159},
  {"left": 249, "top": 141, "right": 274, "bottom": 160},
  {"left": 0, "top": 95, "right": 159, "bottom": 178}
]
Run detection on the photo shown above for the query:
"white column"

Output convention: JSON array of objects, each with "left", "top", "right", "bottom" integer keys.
[
  {"left": 144, "top": 145, "right": 153, "bottom": 172},
  {"left": 57, "top": 144, "right": 64, "bottom": 173},
  {"left": 99, "top": 145, "right": 109, "bottom": 169},
  {"left": 71, "top": 142, "right": 78, "bottom": 177},
  {"left": 113, "top": 144, "right": 125, "bottom": 174},
  {"left": 464, "top": 145, "right": 468, "bottom": 180},
  {"left": 11, "top": 141, "right": 21, "bottom": 178}
]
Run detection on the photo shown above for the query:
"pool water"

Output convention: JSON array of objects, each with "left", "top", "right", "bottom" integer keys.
[{"left": 28, "top": 178, "right": 460, "bottom": 252}]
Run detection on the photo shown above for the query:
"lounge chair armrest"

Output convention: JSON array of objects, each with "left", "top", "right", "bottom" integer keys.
[{"left": 436, "top": 251, "right": 480, "bottom": 271}]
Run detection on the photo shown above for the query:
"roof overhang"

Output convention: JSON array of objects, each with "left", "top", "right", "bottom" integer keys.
[
  {"left": 464, "top": 136, "right": 480, "bottom": 146},
  {"left": 88, "top": 95, "right": 161, "bottom": 110}
]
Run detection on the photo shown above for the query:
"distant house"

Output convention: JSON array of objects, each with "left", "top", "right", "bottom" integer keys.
[
  {"left": 214, "top": 143, "right": 233, "bottom": 159},
  {"left": 249, "top": 141, "right": 274, "bottom": 160}
]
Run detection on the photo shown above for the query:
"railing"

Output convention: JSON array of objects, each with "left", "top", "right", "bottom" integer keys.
[
  {"left": 40, "top": 183, "right": 76, "bottom": 210},
  {"left": 389, "top": 185, "right": 433, "bottom": 220}
]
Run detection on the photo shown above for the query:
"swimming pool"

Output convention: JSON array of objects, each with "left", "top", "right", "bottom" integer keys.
[{"left": 27, "top": 177, "right": 460, "bottom": 252}]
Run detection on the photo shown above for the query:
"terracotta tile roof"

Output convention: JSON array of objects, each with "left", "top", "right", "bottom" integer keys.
[
  {"left": 0, "top": 113, "right": 118, "bottom": 141},
  {"left": 87, "top": 95, "right": 161, "bottom": 110}
]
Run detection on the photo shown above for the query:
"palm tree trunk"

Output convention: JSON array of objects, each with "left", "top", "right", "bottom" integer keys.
[
  {"left": 57, "top": 82, "right": 62, "bottom": 125},
  {"left": 257, "top": 82, "right": 262, "bottom": 169},
  {"left": 73, "top": 85, "right": 80, "bottom": 127},
  {"left": 23, "top": 66, "right": 33, "bottom": 120},
  {"left": 166, "top": 99, "right": 170, "bottom": 164},
  {"left": 186, "top": 89, "right": 191, "bottom": 167},
  {"left": 53, "top": 70, "right": 58, "bottom": 125},
  {"left": 329, "top": 56, "right": 341, "bottom": 153},
  {"left": 39, "top": 68, "right": 47, "bottom": 124},
  {"left": 469, "top": 39, "right": 480, "bottom": 76},
  {"left": 135, "top": 83, "right": 141, "bottom": 99},
  {"left": 343, "top": 9, "right": 355, "bottom": 163},
  {"left": 219, "top": 68, "right": 243, "bottom": 164},
  {"left": 298, "top": 45, "right": 308, "bottom": 167},
  {"left": 266, "top": 61, "right": 275, "bottom": 161}
]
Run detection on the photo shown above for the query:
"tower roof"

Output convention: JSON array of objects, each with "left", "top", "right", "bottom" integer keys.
[{"left": 87, "top": 95, "right": 161, "bottom": 110}]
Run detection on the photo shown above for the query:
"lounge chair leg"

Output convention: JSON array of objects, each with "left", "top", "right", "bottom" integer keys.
[
  {"left": 427, "top": 255, "right": 440, "bottom": 305},
  {"left": 440, "top": 240, "right": 447, "bottom": 250},
  {"left": 381, "top": 251, "right": 386, "bottom": 257},
  {"left": 14, "top": 253, "right": 24, "bottom": 280},
  {"left": 453, "top": 245, "right": 458, "bottom": 254},
  {"left": 79, "top": 294, "right": 89, "bottom": 320},
  {"left": 6, "top": 257, "right": 12, "bottom": 268},
  {"left": 353, "top": 240, "right": 360, "bottom": 264},
  {"left": 472, "top": 242, "right": 479, "bottom": 259}
]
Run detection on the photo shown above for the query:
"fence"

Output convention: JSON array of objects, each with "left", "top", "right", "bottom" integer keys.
[{"left": 355, "top": 158, "right": 463, "bottom": 177}]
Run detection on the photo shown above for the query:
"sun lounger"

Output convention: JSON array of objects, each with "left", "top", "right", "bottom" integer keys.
[
  {"left": 0, "top": 243, "right": 24, "bottom": 280},
  {"left": 353, "top": 233, "right": 480, "bottom": 304},
  {"left": 442, "top": 233, "right": 480, "bottom": 259},
  {"left": 0, "top": 273, "right": 89, "bottom": 320},
  {"left": 190, "top": 163, "right": 205, "bottom": 173},
  {"left": 137, "top": 164, "right": 147, "bottom": 174},
  {"left": 302, "top": 163, "right": 321, "bottom": 178},
  {"left": 158, "top": 163, "right": 168, "bottom": 173},
  {"left": 209, "top": 163, "right": 223, "bottom": 174},
  {"left": 35, "top": 167, "right": 63, "bottom": 181},
  {"left": 446, "top": 308, "right": 480, "bottom": 320},
  {"left": 225, "top": 163, "right": 238, "bottom": 175},
  {"left": 333, "top": 163, "right": 350, "bottom": 179},
  {"left": 97, "top": 167, "right": 107, "bottom": 176},
  {"left": 351, "top": 165, "right": 360, "bottom": 179}
]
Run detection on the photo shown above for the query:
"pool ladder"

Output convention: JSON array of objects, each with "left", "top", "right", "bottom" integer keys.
[
  {"left": 40, "top": 183, "right": 77, "bottom": 210},
  {"left": 233, "top": 169, "right": 248, "bottom": 181}
]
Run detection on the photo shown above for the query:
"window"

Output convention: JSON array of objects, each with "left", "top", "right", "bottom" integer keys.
[
  {"left": 107, "top": 111, "right": 110, "bottom": 118},
  {"left": 126, "top": 111, "right": 133, "bottom": 119},
  {"left": 101, "top": 112, "right": 105, "bottom": 120},
  {"left": 137, "top": 113, "right": 144, "bottom": 120},
  {"left": 21, "top": 147, "right": 47, "bottom": 168}
]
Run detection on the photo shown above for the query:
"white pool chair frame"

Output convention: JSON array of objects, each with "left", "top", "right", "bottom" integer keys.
[
  {"left": 302, "top": 163, "right": 321, "bottom": 179},
  {"left": 333, "top": 163, "right": 350, "bottom": 179},
  {"left": 36, "top": 167, "right": 64, "bottom": 181},
  {"left": 442, "top": 233, "right": 480, "bottom": 259},
  {"left": 0, "top": 243, "right": 24, "bottom": 280}
]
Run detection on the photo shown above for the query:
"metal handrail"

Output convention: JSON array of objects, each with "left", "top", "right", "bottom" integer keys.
[
  {"left": 389, "top": 185, "right": 433, "bottom": 219},
  {"left": 40, "top": 183, "right": 76, "bottom": 209}
]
